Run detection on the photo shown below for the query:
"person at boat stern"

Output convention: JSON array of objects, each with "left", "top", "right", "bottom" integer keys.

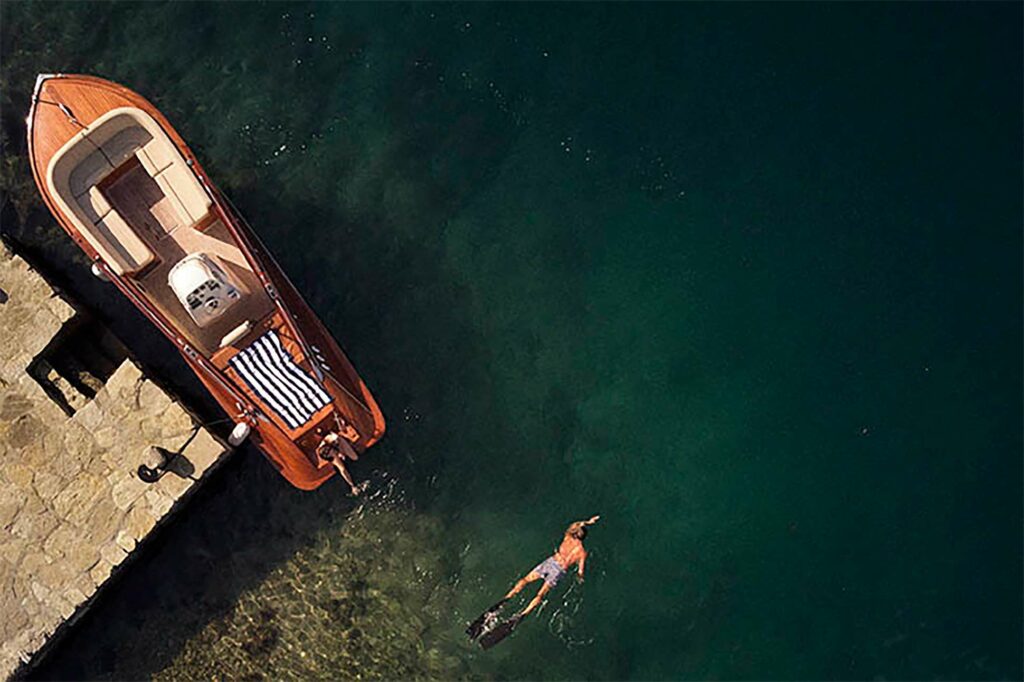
[
  {"left": 504, "top": 515, "right": 600, "bottom": 616},
  {"left": 315, "top": 428, "right": 365, "bottom": 496}
]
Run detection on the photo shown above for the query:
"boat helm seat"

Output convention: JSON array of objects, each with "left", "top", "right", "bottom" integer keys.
[{"left": 168, "top": 253, "right": 243, "bottom": 328}]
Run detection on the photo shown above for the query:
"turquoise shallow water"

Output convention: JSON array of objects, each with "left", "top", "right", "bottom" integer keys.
[{"left": 2, "top": 3, "right": 1021, "bottom": 680}]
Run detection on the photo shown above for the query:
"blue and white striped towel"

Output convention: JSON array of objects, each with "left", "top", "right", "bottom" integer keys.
[{"left": 229, "top": 330, "right": 330, "bottom": 429}]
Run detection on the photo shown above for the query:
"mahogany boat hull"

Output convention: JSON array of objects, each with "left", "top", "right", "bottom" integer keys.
[{"left": 27, "top": 74, "right": 384, "bottom": 490}]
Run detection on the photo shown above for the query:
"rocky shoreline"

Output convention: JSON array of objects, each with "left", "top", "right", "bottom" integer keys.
[{"left": 0, "top": 244, "right": 230, "bottom": 679}]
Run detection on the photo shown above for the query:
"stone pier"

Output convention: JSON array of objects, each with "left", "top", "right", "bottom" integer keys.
[{"left": 0, "top": 245, "right": 232, "bottom": 679}]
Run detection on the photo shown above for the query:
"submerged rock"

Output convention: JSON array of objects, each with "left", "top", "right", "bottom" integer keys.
[{"left": 152, "top": 506, "right": 471, "bottom": 681}]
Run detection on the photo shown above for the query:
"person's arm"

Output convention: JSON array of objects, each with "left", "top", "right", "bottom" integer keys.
[
  {"left": 577, "top": 550, "right": 588, "bottom": 580},
  {"left": 566, "top": 516, "right": 601, "bottom": 537}
]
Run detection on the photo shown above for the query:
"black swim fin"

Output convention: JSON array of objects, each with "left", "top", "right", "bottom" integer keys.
[
  {"left": 466, "top": 598, "right": 509, "bottom": 641},
  {"left": 479, "top": 613, "right": 524, "bottom": 650}
]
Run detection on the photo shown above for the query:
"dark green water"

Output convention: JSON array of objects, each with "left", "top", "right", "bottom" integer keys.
[{"left": 2, "top": 3, "right": 1021, "bottom": 680}]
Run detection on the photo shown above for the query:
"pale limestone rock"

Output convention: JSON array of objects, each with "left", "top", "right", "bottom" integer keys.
[
  {"left": 20, "top": 634, "right": 40, "bottom": 660},
  {"left": 34, "top": 558, "right": 76, "bottom": 592},
  {"left": 62, "top": 586, "right": 87, "bottom": 611},
  {"left": 63, "top": 535, "right": 100, "bottom": 574},
  {"left": 71, "top": 571, "right": 96, "bottom": 599},
  {"left": 8, "top": 261, "right": 41, "bottom": 295},
  {"left": 84, "top": 497, "right": 124, "bottom": 545},
  {"left": 186, "top": 429, "right": 227, "bottom": 478},
  {"left": 72, "top": 401, "right": 104, "bottom": 433},
  {"left": 111, "top": 418, "right": 143, "bottom": 450},
  {"left": 140, "top": 414, "right": 169, "bottom": 442},
  {"left": 92, "top": 425, "right": 118, "bottom": 450},
  {"left": 0, "top": 602, "right": 28, "bottom": 648},
  {"left": 89, "top": 385, "right": 112, "bottom": 412},
  {"left": 160, "top": 405, "right": 195, "bottom": 443},
  {"left": 125, "top": 503, "right": 157, "bottom": 539},
  {"left": 52, "top": 472, "right": 106, "bottom": 525},
  {"left": 1, "top": 352, "right": 32, "bottom": 386},
  {"left": 145, "top": 488, "right": 174, "bottom": 517},
  {"left": 20, "top": 443, "right": 50, "bottom": 471},
  {"left": 115, "top": 530, "right": 135, "bottom": 553},
  {"left": 0, "top": 560, "right": 14, "bottom": 597},
  {"left": 156, "top": 472, "right": 192, "bottom": 499},
  {"left": 111, "top": 474, "right": 149, "bottom": 511},
  {"left": 61, "top": 417, "right": 94, "bottom": 450},
  {"left": 32, "top": 469, "right": 66, "bottom": 503},
  {"left": 57, "top": 423, "right": 95, "bottom": 476},
  {"left": 23, "top": 380, "right": 64, "bottom": 419},
  {"left": 0, "top": 313, "right": 32, "bottom": 350},
  {"left": 50, "top": 590, "right": 76, "bottom": 620},
  {"left": 4, "top": 462, "right": 36, "bottom": 492},
  {"left": 81, "top": 453, "right": 118, "bottom": 483},
  {"left": 96, "top": 389, "right": 132, "bottom": 420},
  {"left": 0, "top": 535, "right": 29, "bottom": 567},
  {"left": 19, "top": 309, "right": 60, "bottom": 358},
  {"left": 7, "top": 626, "right": 33, "bottom": 653},
  {"left": 0, "top": 485, "right": 24, "bottom": 527},
  {"left": 104, "top": 361, "right": 142, "bottom": 400},
  {"left": 41, "top": 429, "right": 65, "bottom": 460},
  {"left": 11, "top": 574, "right": 33, "bottom": 602},
  {"left": 99, "top": 542, "right": 127, "bottom": 567},
  {"left": 89, "top": 558, "right": 113, "bottom": 586},
  {"left": 44, "top": 293, "right": 75, "bottom": 322},
  {"left": 42, "top": 525, "right": 78, "bottom": 559},
  {"left": 136, "top": 379, "right": 170, "bottom": 414},
  {"left": 14, "top": 489, "right": 45, "bottom": 517},
  {"left": 29, "top": 581, "right": 50, "bottom": 605},
  {"left": 10, "top": 502, "right": 59, "bottom": 542}
]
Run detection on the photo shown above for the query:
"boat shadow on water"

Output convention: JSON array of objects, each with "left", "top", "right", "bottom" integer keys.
[
  {"left": 15, "top": 189, "right": 498, "bottom": 680},
  {"left": 12, "top": 122, "right": 519, "bottom": 682}
]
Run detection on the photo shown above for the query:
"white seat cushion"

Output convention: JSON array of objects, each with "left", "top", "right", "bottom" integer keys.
[
  {"left": 78, "top": 186, "right": 112, "bottom": 224},
  {"left": 156, "top": 161, "right": 211, "bottom": 224},
  {"left": 94, "top": 210, "right": 155, "bottom": 275},
  {"left": 140, "top": 139, "right": 175, "bottom": 174}
]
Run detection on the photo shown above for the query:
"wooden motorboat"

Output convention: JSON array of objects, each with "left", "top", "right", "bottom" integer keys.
[{"left": 26, "top": 74, "right": 385, "bottom": 490}]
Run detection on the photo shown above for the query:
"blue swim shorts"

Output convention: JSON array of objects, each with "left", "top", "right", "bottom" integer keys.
[{"left": 532, "top": 557, "right": 567, "bottom": 587}]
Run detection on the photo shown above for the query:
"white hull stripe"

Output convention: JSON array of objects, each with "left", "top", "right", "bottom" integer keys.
[{"left": 229, "top": 330, "right": 330, "bottom": 429}]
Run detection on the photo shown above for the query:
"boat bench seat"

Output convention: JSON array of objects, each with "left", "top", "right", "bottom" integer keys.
[
  {"left": 47, "top": 132, "right": 156, "bottom": 277},
  {"left": 152, "top": 158, "right": 212, "bottom": 226},
  {"left": 46, "top": 106, "right": 215, "bottom": 277},
  {"left": 84, "top": 108, "right": 213, "bottom": 228}
]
